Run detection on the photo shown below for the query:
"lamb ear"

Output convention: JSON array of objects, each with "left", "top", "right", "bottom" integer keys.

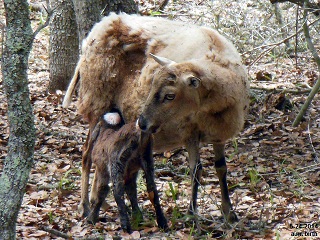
[
  {"left": 186, "top": 76, "right": 201, "bottom": 88},
  {"left": 149, "top": 53, "right": 176, "bottom": 66}
]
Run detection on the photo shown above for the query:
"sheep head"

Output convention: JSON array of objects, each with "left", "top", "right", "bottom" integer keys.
[{"left": 138, "top": 54, "right": 202, "bottom": 133}]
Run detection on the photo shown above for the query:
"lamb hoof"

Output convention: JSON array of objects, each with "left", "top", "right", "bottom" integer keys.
[
  {"left": 87, "top": 213, "right": 99, "bottom": 225},
  {"left": 78, "top": 202, "right": 90, "bottom": 218},
  {"left": 158, "top": 218, "right": 169, "bottom": 231},
  {"left": 187, "top": 206, "right": 196, "bottom": 216},
  {"left": 226, "top": 210, "right": 238, "bottom": 224},
  {"left": 131, "top": 211, "right": 143, "bottom": 229},
  {"left": 121, "top": 225, "right": 132, "bottom": 234}
]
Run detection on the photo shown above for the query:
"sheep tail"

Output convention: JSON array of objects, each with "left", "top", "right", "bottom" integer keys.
[{"left": 62, "top": 62, "right": 81, "bottom": 108}]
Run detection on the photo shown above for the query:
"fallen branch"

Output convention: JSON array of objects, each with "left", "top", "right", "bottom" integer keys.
[
  {"left": 293, "top": 0, "right": 320, "bottom": 127},
  {"left": 250, "top": 86, "right": 311, "bottom": 94},
  {"left": 40, "top": 226, "right": 70, "bottom": 239},
  {"left": 40, "top": 226, "right": 107, "bottom": 240}
]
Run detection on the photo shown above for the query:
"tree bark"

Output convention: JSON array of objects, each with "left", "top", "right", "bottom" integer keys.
[
  {"left": 0, "top": 0, "right": 35, "bottom": 239},
  {"left": 48, "top": 0, "right": 138, "bottom": 92},
  {"left": 48, "top": 0, "right": 79, "bottom": 93},
  {"left": 72, "top": 0, "right": 103, "bottom": 45},
  {"left": 72, "top": 0, "right": 139, "bottom": 45},
  {"left": 101, "top": 0, "right": 138, "bottom": 16}
]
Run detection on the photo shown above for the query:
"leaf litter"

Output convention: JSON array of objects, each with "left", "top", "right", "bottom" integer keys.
[{"left": 0, "top": 0, "right": 320, "bottom": 239}]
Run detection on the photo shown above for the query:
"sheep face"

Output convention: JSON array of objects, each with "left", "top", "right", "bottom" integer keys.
[{"left": 139, "top": 59, "right": 201, "bottom": 133}]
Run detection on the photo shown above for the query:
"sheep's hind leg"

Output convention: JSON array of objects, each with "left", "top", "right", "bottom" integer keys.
[
  {"left": 87, "top": 169, "right": 110, "bottom": 224},
  {"left": 213, "top": 143, "right": 238, "bottom": 223},
  {"left": 124, "top": 171, "right": 143, "bottom": 228},
  {"left": 79, "top": 131, "right": 92, "bottom": 218}
]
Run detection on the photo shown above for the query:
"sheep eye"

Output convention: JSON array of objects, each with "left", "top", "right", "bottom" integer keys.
[
  {"left": 167, "top": 74, "right": 176, "bottom": 81},
  {"left": 164, "top": 94, "right": 175, "bottom": 101}
]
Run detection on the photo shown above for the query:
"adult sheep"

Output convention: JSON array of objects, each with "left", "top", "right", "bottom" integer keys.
[{"left": 63, "top": 13, "right": 249, "bottom": 224}]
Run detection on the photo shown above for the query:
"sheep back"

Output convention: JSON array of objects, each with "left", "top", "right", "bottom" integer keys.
[{"left": 69, "top": 13, "right": 249, "bottom": 149}]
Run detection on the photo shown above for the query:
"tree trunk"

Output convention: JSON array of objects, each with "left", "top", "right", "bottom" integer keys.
[
  {"left": 293, "top": 1, "right": 320, "bottom": 126},
  {"left": 49, "top": 0, "right": 138, "bottom": 92},
  {"left": 0, "top": 0, "right": 35, "bottom": 239},
  {"left": 72, "top": 0, "right": 138, "bottom": 46},
  {"left": 48, "top": 0, "right": 79, "bottom": 93},
  {"left": 101, "top": 0, "right": 138, "bottom": 16},
  {"left": 72, "top": 0, "right": 103, "bottom": 45}
]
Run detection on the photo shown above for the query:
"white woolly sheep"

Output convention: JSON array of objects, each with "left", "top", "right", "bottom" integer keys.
[
  {"left": 87, "top": 111, "right": 168, "bottom": 233},
  {"left": 63, "top": 13, "right": 250, "bottom": 224}
]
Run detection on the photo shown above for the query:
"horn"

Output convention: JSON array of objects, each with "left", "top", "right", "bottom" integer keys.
[{"left": 149, "top": 53, "right": 176, "bottom": 66}]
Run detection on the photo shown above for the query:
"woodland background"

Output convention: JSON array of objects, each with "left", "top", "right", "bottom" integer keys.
[{"left": 0, "top": 0, "right": 320, "bottom": 239}]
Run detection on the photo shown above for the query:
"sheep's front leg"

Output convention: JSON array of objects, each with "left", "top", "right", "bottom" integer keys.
[
  {"left": 124, "top": 172, "right": 143, "bottom": 227},
  {"left": 213, "top": 143, "right": 238, "bottom": 223},
  {"left": 141, "top": 135, "right": 168, "bottom": 230},
  {"left": 87, "top": 168, "right": 110, "bottom": 224},
  {"left": 112, "top": 164, "right": 132, "bottom": 233},
  {"left": 79, "top": 131, "right": 92, "bottom": 218},
  {"left": 185, "top": 134, "right": 201, "bottom": 215}
]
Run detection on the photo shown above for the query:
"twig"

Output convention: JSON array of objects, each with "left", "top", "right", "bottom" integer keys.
[
  {"left": 40, "top": 226, "right": 70, "bottom": 239},
  {"left": 248, "top": 45, "right": 277, "bottom": 67},
  {"left": 32, "top": 1, "right": 53, "bottom": 38},
  {"left": 307, "top": 120, "right": 319, "bottom": 162},
  {"left": 293, "top": 1, "right": 320, "bottom": 127},
  {"left": 41, "top": 226, "right": 108, "bottom": 240},
  {"left": 0, "top": 20, "right": 5, "bottom": 63},
  {"left": 243, "top": 17, "right": 320, "bottom": 55},
  {"left": 270, "top": 0, "right": 320, "bottom": 16},
  {"left": 250, "top": 86, "right": 311, "bottom": 94}
]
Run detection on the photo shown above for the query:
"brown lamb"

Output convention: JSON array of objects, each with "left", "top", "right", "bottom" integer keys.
[
  {"left": 63, "top": 13, "right": 250, "bottom": 223},
  {"left": 87, "top": 111, "right": 168, "bottom": 233}
]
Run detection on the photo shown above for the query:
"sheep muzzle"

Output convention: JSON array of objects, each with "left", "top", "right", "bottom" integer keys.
[{"left": 138, "top": 115, "right": 159, "bottom": 133}]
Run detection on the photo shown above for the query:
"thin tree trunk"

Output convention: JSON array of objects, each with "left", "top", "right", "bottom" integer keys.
[
  {"left": 270, "top": 0, "right": 320, "bottom": 16},
  {"left": 101, "top": 0, "right": 138, "bottom": 16},
  {"left": 48, "top": 0, "right": 78, "bottom": 93},
  {"left": 72, "top": 0, "right": 138, "bottom": 45},
  {"left": 49, "top": 0, "right": 138, "bottom": 92},
  {"left": 72, "top": 0, "right": 102, "bottom": 44},
  {"left": 0, "top": 0, "right": 35, "bottom": 239},
  {"left": 293, "top": 1, "right": 320, "bottom": 126}
]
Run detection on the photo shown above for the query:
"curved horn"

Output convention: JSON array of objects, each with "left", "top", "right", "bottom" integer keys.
[{"left": 149, "top": 53, "right": 176, "bottom": 66}]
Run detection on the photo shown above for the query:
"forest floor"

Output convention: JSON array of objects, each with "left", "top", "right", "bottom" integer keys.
[{"left": 0, "top": 0, "right": 320, "bottom": 239}]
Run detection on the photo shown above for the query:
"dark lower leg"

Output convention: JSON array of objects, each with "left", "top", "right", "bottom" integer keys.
[
  {"left": 87, "top": 183, "right": 110, "bottom": 224},
  {"left": 79, "top": 132, "right": 92, "bottom": 217},
  {"left": 214, "top": 144, "right": 238, "bottom": 223},
  {"left": 113, "top": 173, "right": 131, "bottom": 233},
  {"left": 188, "top": 161, "right": 202, "bottom": 215},
  {"left": 125, "top": 173, "right": 143, "bottom": 226},
  {"left": 141, "top": 138, "right": 168, "bottom": 230}
]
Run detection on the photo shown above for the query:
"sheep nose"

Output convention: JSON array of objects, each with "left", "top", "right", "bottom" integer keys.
[{"left": 138, "top": 115, "right": 147, "bottom": 131}]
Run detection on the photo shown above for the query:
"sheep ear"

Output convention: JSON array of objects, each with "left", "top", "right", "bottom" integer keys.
[
  {"left": 186, "top": 76, "right": 201, "bottom": 88},
  {"left": 149, "top": 53, "right": 176, "bottom": 66}
]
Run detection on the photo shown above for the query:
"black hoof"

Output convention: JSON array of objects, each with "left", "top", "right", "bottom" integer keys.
[
  {"left": 158, "top": 218, "right": 169, "bottom": 231},
  {"left": 226, "top": 210, "right": 239, "bottom": 223},
  {"left": 79, "top": 203, "right": 90, "bottom": 218}
]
